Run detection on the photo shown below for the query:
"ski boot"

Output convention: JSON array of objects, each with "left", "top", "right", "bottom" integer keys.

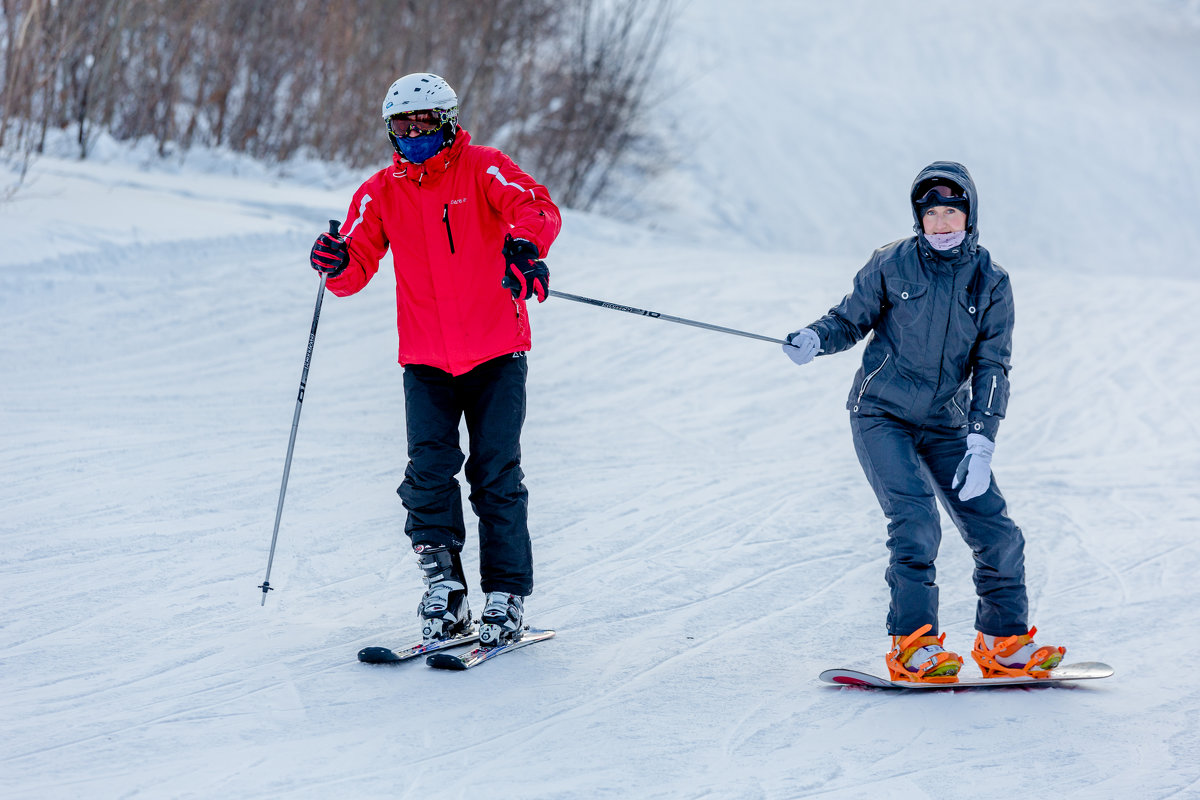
[
  {"left": 972, "top": 627, "right": 1065, "bottom": 679},
  {"left": 885, "top": 623, "right": 963, "bottom": 684},
  {"left": 413, "top": 544, "right": 471, "bottom": 641},
  {"left": 478, "top": 592, "right": 524, "bottom": 648}
]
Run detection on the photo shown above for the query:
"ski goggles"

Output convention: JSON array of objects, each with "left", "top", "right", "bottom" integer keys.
[
  {"left": 914, "top": 183, "right": 966, "bottom": 206},
  {"left": 387, "top": 109, "right": 453, "bottom": 138}
]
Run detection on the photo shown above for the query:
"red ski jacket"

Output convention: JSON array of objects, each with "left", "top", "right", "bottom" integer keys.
[{"left": 327, "top": 129, "right": 562, "bottom": 376}]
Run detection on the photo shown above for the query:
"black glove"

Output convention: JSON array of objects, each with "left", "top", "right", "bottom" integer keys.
[
  {"left": 501, "top": 234, "right": 549, "bottom": 302},
  {"left": 310, "top": 228, "right": 349, "bottom": 277}
]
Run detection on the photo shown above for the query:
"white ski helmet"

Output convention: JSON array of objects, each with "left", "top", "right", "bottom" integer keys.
[
  {"left": 381, "top": 73, "right": 460, "bottom": 161},
  {"left": 381, "top": 73, "right": 458, "bottom": 119}
]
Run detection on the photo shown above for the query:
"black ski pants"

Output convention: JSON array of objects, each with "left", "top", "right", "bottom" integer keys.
[
  {"left": 850, "top": 413, "right": 1029, "bottom": 638},
  {"left": 398, "top": 354, "right": 533, "bottom": 596}
]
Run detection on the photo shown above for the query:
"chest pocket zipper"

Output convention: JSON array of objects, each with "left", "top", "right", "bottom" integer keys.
[
  {"left": 853, "top": 354, "right": 890, "bottom": 412},
  {"left": 442, "top": 204, "right": 455, "bottom": 254}
]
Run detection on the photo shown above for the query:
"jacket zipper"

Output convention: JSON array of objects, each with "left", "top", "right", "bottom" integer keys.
[
  {"left": 442, "top": 204, "right": 455, "bottom": 254},
  {"left": 987, "top": 375, "right": 997, "bottom": 410},
  {"left": 951, "top": 398, "right": 963, "bottom": 416},
  {"left": 856, "top": 354, "right": 890, "bottom": 405}
]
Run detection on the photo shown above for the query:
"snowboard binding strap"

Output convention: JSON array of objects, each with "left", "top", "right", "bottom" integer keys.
[
  {"left": 972, "top": 626, "right": 1065, "bottom": 679},
  {"left": 886, "top": 623, "right": 962, "bottom": 684}
]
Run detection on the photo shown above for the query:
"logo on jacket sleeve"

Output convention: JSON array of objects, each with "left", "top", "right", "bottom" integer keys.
[
  {"left": 486, "top": 165, "right": 536, "bottom": 199},
  {"left": 344, "top": 193, "right": 374, "bottom": 236}
]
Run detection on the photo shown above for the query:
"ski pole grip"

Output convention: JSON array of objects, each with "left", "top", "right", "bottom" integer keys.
[{"left": 328, "top": 219, "right": 341, "bottom": 237}]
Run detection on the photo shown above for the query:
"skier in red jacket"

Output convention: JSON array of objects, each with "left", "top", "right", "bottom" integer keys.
[{"left": 309, "top": 73, "right": 562, "bottom": 647}]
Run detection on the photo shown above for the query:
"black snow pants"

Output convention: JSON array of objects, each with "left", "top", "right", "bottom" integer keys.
[
  {"left": 398, "top": 353, "right": 533, "bottom": 596},
  {"left": 850, "top": 413, "right": 1029, "bottom": 637}
]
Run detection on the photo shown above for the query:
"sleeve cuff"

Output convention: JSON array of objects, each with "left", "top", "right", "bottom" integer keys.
[{"left": 968, "top": 415, "right": 999, "bottom": 440}]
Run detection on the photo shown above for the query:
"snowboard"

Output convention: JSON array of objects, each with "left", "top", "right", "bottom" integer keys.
[{"left": 820, "top": 661, "right": 1113, "bottom": 689}]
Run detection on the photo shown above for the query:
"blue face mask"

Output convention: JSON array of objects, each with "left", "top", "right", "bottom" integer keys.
[{"left": 396, "top": 130, "right": 445, "bottom": 164}]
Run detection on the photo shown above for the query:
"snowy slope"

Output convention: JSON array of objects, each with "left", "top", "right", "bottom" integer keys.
[
  {"left": 647, "top": 0, "right": 1200, "bottom": 279},
  {"left": 3, "top": 2, "right": 1200, "bottom": 799}
]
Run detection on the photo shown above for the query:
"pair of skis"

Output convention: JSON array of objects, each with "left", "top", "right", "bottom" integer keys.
[{"left": 357, "top": 627, "right": 555, "bottom": 671}]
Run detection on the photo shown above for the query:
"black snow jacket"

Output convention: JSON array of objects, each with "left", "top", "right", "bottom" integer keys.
[{"left": 806, "top": 161, "right": 1013, "bottom": 440}]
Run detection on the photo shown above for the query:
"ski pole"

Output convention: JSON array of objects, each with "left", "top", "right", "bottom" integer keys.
[
  {"left": 258, "top": 219, "right": 339, "bottom": 606},
  {"left": 547, "top": 289, "right": 789, "bottom": 345}
]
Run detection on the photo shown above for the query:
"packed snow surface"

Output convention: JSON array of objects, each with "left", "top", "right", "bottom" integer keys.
[{"left": 3, "top": 1, "right": 1199, "bottom": 798}]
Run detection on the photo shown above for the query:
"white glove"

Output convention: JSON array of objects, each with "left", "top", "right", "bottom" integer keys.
[
  {"left": 782, "top": 328, "right": 820, "bottom": 366},
  {"left": 952, "top": 433, "right": 995, "bottom": 501}
]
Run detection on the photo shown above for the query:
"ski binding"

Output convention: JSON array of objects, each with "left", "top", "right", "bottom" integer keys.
[{"left": 426, "top": 627, "right": 555, "bottom": 671}]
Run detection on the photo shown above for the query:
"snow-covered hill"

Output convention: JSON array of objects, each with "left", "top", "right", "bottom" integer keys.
[
  {"left": 3, "top": 2, "right": 1199, "bottom": 798},
  {"left": 648, "top": 0, "right": 1200, "bottom": 280}
]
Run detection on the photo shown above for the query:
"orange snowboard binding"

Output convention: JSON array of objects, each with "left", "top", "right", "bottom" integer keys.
[
  {"left": 886, "top": 624, "right": 962, "bottom": 684},
  {"left": 972, "top": 627, "right": 1065, "bottom": 679}
]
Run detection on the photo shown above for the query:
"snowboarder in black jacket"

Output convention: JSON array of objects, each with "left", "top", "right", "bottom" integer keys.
[{"left": 783, "top": 161, "right": 1066, "bottom": 684}]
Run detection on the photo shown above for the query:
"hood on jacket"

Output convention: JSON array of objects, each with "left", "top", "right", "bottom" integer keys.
[{"left": 910, "top": 161, "right": 979, "bottom": 249}]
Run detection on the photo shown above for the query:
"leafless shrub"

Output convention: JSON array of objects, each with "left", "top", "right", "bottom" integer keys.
[{"left": 0, "top": 0, "right": 674, "bottom": 207}]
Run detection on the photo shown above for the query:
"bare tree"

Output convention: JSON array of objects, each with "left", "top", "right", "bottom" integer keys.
[{"left": 0, "top": 0, "right": 676, "bottom": 205}]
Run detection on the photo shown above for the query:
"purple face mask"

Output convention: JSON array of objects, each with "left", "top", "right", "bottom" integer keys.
[{"left": 924, "top": 231, "right": 966, "bottom": 251}]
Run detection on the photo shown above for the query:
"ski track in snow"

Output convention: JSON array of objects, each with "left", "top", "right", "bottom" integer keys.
[
  {"left": 4, "top": 1, "right": 1200, "bottom": 798},
  {"left": 3, "top": 213, "right": 1198, "bottom": 798}
]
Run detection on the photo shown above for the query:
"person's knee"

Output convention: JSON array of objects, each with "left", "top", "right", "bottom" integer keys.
[
  {"left": 405, "top": 447, "right": 465, "bottom": 487},
  {"left": 889, "top": 537, "right": 940, "bottom": 570}
]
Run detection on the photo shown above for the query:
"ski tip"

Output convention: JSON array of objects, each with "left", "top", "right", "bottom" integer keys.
[
  {"left": 426, "top": 653, "right": 468, "bottom": 670},
  {"left": 358, "top": 646, "right": 402, "bottom": 664}
]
